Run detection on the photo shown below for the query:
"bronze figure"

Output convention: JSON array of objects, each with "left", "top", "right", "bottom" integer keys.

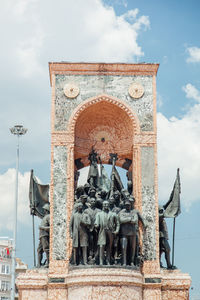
[
  {"left": 37, "top": 203, "right": 50, "bottom": 268},
  {"left": 159, "top": 206, "right": 173, "bottom": 269},
  {"left": 95, "top": 201, "right": 119, "bottom": 265},
  {"left": 70, "top": 203, "right": 91, "bottom": 265}
]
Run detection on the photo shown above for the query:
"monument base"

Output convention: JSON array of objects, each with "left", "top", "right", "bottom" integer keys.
[{"left": 16, "top": 267, "right": 191, "bottom": 300}]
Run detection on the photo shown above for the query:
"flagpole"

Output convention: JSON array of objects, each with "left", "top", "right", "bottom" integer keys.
[
  {"left": 172, "top": 217, "right": 176, "bottom": 267},
  {"left": 30, "top": 170, "right": 36, "bottom": 267},
  {"left": 109, "top": 153, "right": 118, "bottom": 198},
  {"left": 32, "top": 215, "right": 36, "bottom": 267},
  {"left": 10, "top": 125, "right": 27, "bottom": 300}
]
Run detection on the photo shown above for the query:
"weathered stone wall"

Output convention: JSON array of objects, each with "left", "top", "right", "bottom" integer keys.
[
  {"left": 53, "top": 146, "right": 67, "bottom": 260},
  {"left": 54, "top": 75, "right": 153, "bottom": 132},
  {"left": 141, "top": 146, "right": 156, "bottom": 260}
]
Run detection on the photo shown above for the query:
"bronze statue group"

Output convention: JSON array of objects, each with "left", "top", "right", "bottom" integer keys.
[
  {"left": 36, "top": 149, "right": 174, "bottom": 270},
  {"left": 70, "top": 149, "right": 146, "bottom": 267},
  {"left": 70, "top": 184, "right": 146, "bottom": 267}
]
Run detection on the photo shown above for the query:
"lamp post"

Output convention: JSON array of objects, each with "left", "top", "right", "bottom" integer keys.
[{"left": 10, "top": 125, "right": 27, "bottom": 300}]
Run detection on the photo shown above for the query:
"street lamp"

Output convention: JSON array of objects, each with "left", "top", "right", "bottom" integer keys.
[{"left": 10, "top": 125, "right": 27, "bottom": 300}]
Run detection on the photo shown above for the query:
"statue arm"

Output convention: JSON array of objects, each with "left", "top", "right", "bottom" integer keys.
[
  {"left": 137, "top": 211, "right": 147, "bottom": 228},
  {"left": 94, "top": 213, "right": 100, "bottom": 229},
  {"left": 119, "top": 213, "right": 132, "bottom": 224},
  {"left": 39, "top": 215, "right": 50, "bottom": 231},
  {"left": 39, "top": 225, "right": 49, "bottom": 231},
  {"left": 69, "top": 215, "right": 74, "bottom": 238},
  {"left": 163, "top": 218, "right": 169, "bottom": 239},
  {"left": 114, "top": 215, "right": 120, "bottom": 234}
]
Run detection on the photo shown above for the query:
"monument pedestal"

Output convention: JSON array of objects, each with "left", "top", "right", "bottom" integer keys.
[{"left": 17, "top": 267, "right": 191, "bottom": 300}]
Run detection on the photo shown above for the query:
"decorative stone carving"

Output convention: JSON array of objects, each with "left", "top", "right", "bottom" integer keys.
[
  {"left": 64, "top": 83, "right": 79, "bottom": 98},
  {"left": 129, "top": 82, "right": 144, "bottom": 99}
]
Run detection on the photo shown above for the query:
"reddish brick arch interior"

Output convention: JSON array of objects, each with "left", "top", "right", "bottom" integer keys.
[{"left": 71, "top": 96, "right": 138, "bottom": 168}]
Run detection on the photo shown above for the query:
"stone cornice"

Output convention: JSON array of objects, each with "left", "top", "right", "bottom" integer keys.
[{"left": 49, "top": 62, "right": 159, "bottom": 86}]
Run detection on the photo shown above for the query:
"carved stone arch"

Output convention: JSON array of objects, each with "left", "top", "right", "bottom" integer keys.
[{"left": 68, "top": 94, "right": 140, "bottom": 168}]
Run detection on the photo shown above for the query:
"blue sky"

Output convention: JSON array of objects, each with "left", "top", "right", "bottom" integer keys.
[{"left": 0, "top": 0, "right": 200, "bottom": 298}]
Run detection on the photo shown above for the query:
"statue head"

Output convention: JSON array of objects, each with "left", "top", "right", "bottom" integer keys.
[
  {"left": 121, "top": 189, "right": 130, "bottom": 200},
  {"left": 89, "top": 187, "right": 96, "bottom": 197},
  {"left": 109, "top": 196, "right": 115, "bottom": 208},
  {"left": 102, "top": 200, "right": 109, "bottom": 212},
  {"left": 80, "top": 195, "right": 87, "bottom": 204},
  {"left": 124, "top": 200, "right": 131, "bottom": 211},
  {"left": 77, "top": 202, "right": 83, "bottom": 212},
  {"left": 90, "top": 197, "right": 96, "bottom": 208},
  {"left": 113, "top": 190, "right": 120, "bottom": 199},
  {"left": 84, "top": 183, "right": 90, "bottom": 195},
  {"left": 101, "top": 190, "right": 107, "bottom": 199},
  {"left": 75, "top": 185, "right": 84, "bottom": 198}
]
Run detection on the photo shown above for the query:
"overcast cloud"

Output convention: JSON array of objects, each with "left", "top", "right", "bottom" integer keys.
[{"left": 0, "top": 0, "right": 149, "bottom": 168}]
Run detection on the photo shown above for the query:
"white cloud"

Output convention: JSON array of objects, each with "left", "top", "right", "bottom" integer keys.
[
  {"left": 0, "top": 0, "right": 150, "bottom": 169},
  {"left": 186, "top": 46, "right": 200, "bottom": 63},
  {"left": 157, "top": 102, "right": 200, "bottom": 209},
  {"left": 1, "top": 0, "right": 150, "bottom": 78},
  {"left": 182, "top": 83, "right": 200, "bottom": 103},
  {"left": 0, "top": 169, "right": 30, "bottom": 231}
]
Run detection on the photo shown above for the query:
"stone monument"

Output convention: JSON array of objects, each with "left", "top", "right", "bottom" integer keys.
[{"left": 17, "top": 63, "right": 191, "bottom": 300}]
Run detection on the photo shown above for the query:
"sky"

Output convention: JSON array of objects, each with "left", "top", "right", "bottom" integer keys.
[{"left": 0, "top": 0, "right": 200, "bottom": 298}]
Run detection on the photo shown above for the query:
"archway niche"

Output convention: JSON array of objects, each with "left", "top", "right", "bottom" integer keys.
[{"left": 73, "top": 99, "right": 137, "bottom": 191}]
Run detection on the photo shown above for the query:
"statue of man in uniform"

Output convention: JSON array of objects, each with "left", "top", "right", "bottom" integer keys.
[
  {"left": 95, "top": 201, "right": 120, "bottom": 265},
  {"left": 119, "top": 200, "right": 144, "bottom": 266},
  {"left": 70, "top": 203, "right": 91, "bottom": 265},
  {"left": 37, "top": 203, "right": 50, "bottom": 268},
  {"left": 84, "top": 198, "right": 100, "bottom": 261},
  {"left": 130, "top": 197, "right": 146, "bottom": 266}
]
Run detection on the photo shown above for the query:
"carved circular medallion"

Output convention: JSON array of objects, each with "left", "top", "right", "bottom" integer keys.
[
  {"left": 64, "top": 83, "right": 79, "bottom": 98},
  {"left": 129, "top": 82, "right": 144, "bottom": 99}
]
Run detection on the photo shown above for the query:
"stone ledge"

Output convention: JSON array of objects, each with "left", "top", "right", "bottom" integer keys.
[
  {"left": 16, "top": 268, "right": 48, "bottom": 289},
  {"left": 66, "top": 267, "right": 143, "bottom": 287},
  {"left": 161, "top": 269, "right": 191, "bottom": 290}
]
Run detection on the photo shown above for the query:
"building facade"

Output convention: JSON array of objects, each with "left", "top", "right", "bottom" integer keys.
[
  {"left": 0, "top": 239, "right": 12, "bottom": 300},
  {"left": 0, "top": 239, "right": 27, "bottom": 300}
]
